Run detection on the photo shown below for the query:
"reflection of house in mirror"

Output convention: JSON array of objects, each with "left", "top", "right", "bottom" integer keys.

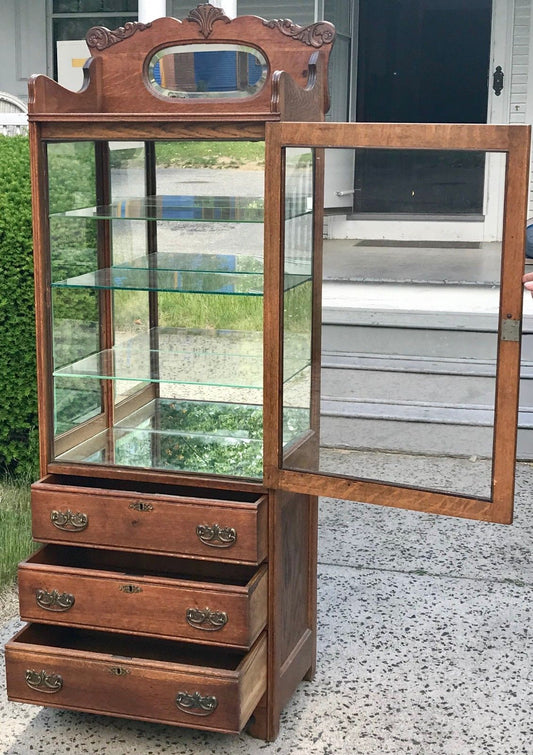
[{"left": 150, "top": 44, "right": 267, "bottom": 97}]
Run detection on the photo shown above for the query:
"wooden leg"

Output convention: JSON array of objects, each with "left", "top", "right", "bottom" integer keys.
[
  {"left": 303, "top": 660, "right": 316, "bottom": 682},
  {"left": 246, "top": 693, "right": 280, "bottom": 741}
]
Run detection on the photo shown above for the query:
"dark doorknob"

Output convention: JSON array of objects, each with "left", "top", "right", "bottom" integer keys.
[{"left": 493, "top": 66, "right": 504, "bottom": 96}]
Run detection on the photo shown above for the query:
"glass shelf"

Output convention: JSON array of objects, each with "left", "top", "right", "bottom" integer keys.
[
  {"left": 55, "top": 398, "right": 310, "bottom": 478},
  {"left": 50, "top": 253, "right": 310, "bottom": 295},
  {"left": 51, "top": 195, "right": 312, "bottom": 222},
  {"left": 53, "top": 328, "right": 310, "bottom": 390},
  {"left": 119, "top": 252, "right": 264, "bottom": 273}
]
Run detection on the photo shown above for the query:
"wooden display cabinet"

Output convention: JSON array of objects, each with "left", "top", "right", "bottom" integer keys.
[
  {"left": 4, "top": 2, "right": 531, "bottom": 743},
  {"left": 5, "top": 5, "right": 334, "bottom": 741}
]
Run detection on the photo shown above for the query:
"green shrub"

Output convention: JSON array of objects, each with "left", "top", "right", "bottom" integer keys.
[{"left": 0, "top": 136, "right": 38, "bottom": 478}]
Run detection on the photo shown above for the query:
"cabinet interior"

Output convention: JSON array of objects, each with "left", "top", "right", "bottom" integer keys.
[{"left": 49, "top": 140, "right": 313, "bottom": 479}]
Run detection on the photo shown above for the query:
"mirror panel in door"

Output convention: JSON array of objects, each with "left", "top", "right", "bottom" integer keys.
[{"left": 282, "top": 147, "right": 506, "bottom": 500}]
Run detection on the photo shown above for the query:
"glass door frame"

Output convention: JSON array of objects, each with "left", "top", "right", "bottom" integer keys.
[{"left": 263, "top": 121, "right": 530, "bottom": 524}]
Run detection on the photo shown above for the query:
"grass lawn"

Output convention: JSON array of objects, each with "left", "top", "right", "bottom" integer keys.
[
  {"left": 0, "top": 479, "right": 33, "bottom": 589},
  {"left": 110, "top": 140, "right": 265, "bottom": 170}
]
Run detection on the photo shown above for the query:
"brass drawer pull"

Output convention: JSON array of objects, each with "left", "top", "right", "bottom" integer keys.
[
  {"left": 128, "top": 501, "right": 153, "bottom": 512},
  {"left": 50, "top": 509, "right": 88, "bottom": 532},
  {"left": 35, "top": 588, "right": 75, "bottom": 612},
  {"left": 25, "top": 669, "right": 63, "bottom": 694},
  {"left": 196, "top": 523, "right": 237, "bottom": 548},
  {"left": 186, "top": 607, "right": 228, "bottom": 631},
  {"left": 175, "top": 691, "right": 218, "bottom": 716}
]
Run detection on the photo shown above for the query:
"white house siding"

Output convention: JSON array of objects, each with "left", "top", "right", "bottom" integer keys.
[
  {"left": 510, "top": 0, "right": 531, "bottom": 125},
  {"left": 0, "top": 0, "right": 47, "bottom": 104},
  {"left": 168, "top": 1, "right": 316, "bottom": 23},
  {"left": 237, "top": 1, "right": 315, "bottom": 24}
]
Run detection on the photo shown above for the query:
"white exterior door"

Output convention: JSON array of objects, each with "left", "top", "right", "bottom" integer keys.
[{"left": 484, "top": 0, "right": 516, "bottom": 241}]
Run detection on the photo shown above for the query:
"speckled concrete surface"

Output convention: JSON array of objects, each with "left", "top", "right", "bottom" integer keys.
[
  {"left": 319, "top": 456, "right": 533, "bottom": 584},
  {"left": 1, "top": 461, "right": 531, "bottom": 754}
]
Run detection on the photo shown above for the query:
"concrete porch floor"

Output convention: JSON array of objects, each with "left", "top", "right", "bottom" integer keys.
[
  {"left": 322, "top": 239, "right": 506, "bottom": 286},
  {"left": 322, "top": 239, "right": 533, "bottom": 318},
  {"left": 1, "top": 455, "right": 531, "bottom": 754}
]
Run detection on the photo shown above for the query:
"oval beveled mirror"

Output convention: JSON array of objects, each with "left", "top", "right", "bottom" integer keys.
[{"left": 147, "top": 43, "right": 268, "bottom": 99}]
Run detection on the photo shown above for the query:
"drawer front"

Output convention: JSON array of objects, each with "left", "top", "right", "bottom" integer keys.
[
  {"left": 31, "top": 482, "right": 267, "bottom": 564},
  {"left": 18, "top": 561, "right": 267, "bottom": 649},
  {"left": 6, "top": 629, "right": 267, "bottom": 734}
]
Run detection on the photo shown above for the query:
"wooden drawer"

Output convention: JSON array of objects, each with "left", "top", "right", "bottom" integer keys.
[
  {"left": 31, "top": 476, "right": 267, "bottom": 564},
  {"left": 18, "top": 545, "right": 267, "bottom": 650},
  {"left": 6, "top": 624, "right": 267, "bottom": 734}
]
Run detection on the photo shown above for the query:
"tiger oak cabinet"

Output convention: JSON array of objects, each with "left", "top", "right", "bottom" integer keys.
[{"left": 4, "top": 5, "right": 334, "bottom": 741}]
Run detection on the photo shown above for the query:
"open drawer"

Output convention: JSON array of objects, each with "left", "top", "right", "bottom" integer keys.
[
  {"left": 31, "top": 475, "right": 267, "bottom": 564},
  {"left": 6, "top": 624, "right": 267, "bottom": 734},
  {"left": 18, "top": 545, "right": 267, "bottom": 649}
]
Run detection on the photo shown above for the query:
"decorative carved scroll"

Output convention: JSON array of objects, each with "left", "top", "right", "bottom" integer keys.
[
  {"left": 86, "top": 21, "right": 152, "bottom": 51},
  {"left": 186, "top": 3, "right": 230, "bottom": 38},
  {"left": 263, "top": 19, "right": 335, "bottom": 48}
]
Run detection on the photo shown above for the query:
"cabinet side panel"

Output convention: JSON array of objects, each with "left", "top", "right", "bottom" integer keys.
[
  {"left": 256, "top": 488, "right": 315, "bottom": 740},
  {"left": 277, "top": 489, "right": 312, "bottom": 664}
]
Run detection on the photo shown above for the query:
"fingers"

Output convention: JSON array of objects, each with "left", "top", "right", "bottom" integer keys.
[{"left": 523, "top": 271, "right": 533, "bottom": 294}]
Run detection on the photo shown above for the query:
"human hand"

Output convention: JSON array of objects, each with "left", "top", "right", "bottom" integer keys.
[{"left": 523, "top": 271, "right": 533, "bottom": 296}]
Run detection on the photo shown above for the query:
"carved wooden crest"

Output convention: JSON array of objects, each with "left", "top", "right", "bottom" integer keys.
[
  {"left": 186, "top": 3, "right": 231, "bottom": 38},
  {"left": 263, "top": 19, "right": 335, "bottom": 48},
  {"left": 86, "top": 21, "right": 152, "bottom": 51}
]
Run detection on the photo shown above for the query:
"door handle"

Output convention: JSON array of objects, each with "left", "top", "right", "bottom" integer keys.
[{"left": 493, "top": 66, "right": 504, "bottom": 96}]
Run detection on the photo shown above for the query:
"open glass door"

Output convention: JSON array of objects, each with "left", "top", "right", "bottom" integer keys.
[{"left": 263, "top": 122, "right": 530, "bottom": 524}]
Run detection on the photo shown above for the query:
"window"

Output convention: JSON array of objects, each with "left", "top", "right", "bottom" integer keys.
[{"left": 51, "top": 1, "right": 138, "bottom": 80}]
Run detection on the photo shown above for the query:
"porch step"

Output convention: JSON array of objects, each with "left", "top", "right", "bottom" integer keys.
[
  {"left": 319, "top": 305, "right": 533, "bottom": 460},
  {"left": 320, "top": 404, "right": 533, "bottom": 459},
  {"left": 321, "top": 352, "right": 533, "bottom": 406},
  {"left": 323, "top": 307, "right": 533, "bottom": 361}
]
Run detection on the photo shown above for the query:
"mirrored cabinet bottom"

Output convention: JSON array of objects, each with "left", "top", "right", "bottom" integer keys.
[{"left": 54, "top": 398, "right": 310, "bottom": 478}]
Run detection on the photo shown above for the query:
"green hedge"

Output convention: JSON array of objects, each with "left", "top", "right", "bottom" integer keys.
[{"left": 0, "top": 136, "right": 38, "bottom": 477}]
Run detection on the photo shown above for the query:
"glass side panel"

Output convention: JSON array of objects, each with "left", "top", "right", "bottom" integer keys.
[
  {"left": 282, "top": 147, "right": 507, "bottom": 499},
  {"left": 282, "top": 149, "right": 315, "bottom": 448},
  {"left": 48, "top": 142, "right": 102, "bottom": 435},
  {"left": 147, "top": 44, "right": 268, "bottom": 100}
]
